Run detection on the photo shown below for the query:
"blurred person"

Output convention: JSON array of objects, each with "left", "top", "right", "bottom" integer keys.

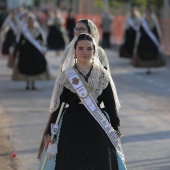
[
  {"left": 101, "top": 11, "right": 113, "bottom": 49},
  {"left": 133, "top": 7, "right": 166, "bottom": 74},
  {"left": 12, "top": 13, "right": 51, "bottom": 90},
  {"left": 38, "top": 33, "right": 127, "bottom": 170},
  {"left": 47, "top": 10, "right": 68, "bottom": 54},
  {"left": 0, "top": 10, "right": 8, "bottom": 30},
  {"left": 1, "top": 10, "right": 18, "bottom": 58},
  {"left": 37, "top": 9, "right": 50, "bottom": 36},
  {"left": 61, "top": 19, "right": 110, "bottom": 71},
  {"left": 65, "top": 9, "right": 76, "bottom": 42},
  {"left": 119, "top": 6, "right": 141, "bottom": 58}
]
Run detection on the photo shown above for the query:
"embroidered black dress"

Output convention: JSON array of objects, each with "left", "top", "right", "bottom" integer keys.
[
  {"left": 2, "top": 28, "right": 16, "bottom": 55},
  {"left": 47, "top": 69, "right": 120, "bottom": 170},
  {"left": 137, "top": 25, "right": 159, "bottom": 61},
  {"left": 119, "top": 26, "right": 137, "bottom": 58},
  {"left": 133, "top": 20, "right": 166, "bottom": 67},
  {"left": 17, "top": 31, "right": 46, "bottom": 76},
  {"left": 47, "top": 25, "right": 65, "bottom": 50}
]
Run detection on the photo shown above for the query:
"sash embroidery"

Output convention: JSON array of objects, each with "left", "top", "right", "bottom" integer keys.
[{"left": 65, "top": 68, "right": 126, "bottom": 164}]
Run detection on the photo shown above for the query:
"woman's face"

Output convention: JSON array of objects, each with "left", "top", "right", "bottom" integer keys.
[
  {"left": 75, "top": 40, "right": 94, "bottom": 64},
  {"left": 27, "top": 18, "right": 34, "bottom": 28},
  {"left": 74, "top": 22, "right": 89, "bottom": 37}
]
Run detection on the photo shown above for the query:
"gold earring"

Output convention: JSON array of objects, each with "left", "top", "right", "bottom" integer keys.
[
  {"left": 92, "top": 57, "right": 94, "bottom": 65},
  {"left": 74, "top": 56, "right": 77, "bottom": 64}
]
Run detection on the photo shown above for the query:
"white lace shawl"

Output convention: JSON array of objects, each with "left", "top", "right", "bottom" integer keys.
[{"left": 49, "top": 64, "right": 120, "bottom": 113}]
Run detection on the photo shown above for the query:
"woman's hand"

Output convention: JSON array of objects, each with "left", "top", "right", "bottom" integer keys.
[{"left": 44, "top": 135, "right": 56, "bottom": 150}]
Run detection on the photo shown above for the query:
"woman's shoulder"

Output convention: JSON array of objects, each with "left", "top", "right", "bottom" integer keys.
[
  {"left": 56, "top": 70, "right": 68, "bottom": 84},
  {"left": 97, "top": 46, "right": 107, "bottom": 59},
  {"left": 93, "top": 64, "right": 110, "bottom": 79},
  {"left": 97, "top": 46, "right": 106, "bottom": 55},
  {"left": 60, "top": 68, "right": 76, "bottom": 82}
]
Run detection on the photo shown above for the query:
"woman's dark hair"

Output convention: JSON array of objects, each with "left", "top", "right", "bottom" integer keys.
[
  {"left": 74, "top": 33, "right": 95, "bottom": 53},
  {"left": 77, "top": 19, "right": 91, "bottom": 34}
]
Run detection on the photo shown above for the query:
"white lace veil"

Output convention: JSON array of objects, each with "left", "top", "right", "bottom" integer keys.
[
  {"left": 49, "top": 33, "right": 120, "bottom": 113},
  {"left": 86, "top": 19, "right": 100, "bottom": 44},
  {"left": 76, "top": 19, "right": 100, "bottom": 44},
  {"left": 61, "top": 19, "right": 109, "bottom": 69}
]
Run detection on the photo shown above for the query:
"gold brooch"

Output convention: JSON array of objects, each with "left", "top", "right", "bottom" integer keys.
[{"left": 72, "top": 77, "right": 79, "bottom": 85}]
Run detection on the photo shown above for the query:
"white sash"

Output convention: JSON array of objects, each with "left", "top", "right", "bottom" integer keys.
[
  {"left": 16, "top": 20, "right": 25, "bottom": 42},
  {"left": 21, "top": 26, "right": 46, "bottom": 54},
  {"left": 8, "top": 20, "right": 18, "bottom": 35},
  {"left": 142, "top": 19, "right": 161, "bottom": 52},
  {"left": 128, "top": 17, "right": 139, "bottom": 32},
  {"left": 65, "top": 68, "right": 126, "bottom": 164}
]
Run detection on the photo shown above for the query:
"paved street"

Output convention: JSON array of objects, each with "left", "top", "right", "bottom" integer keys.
[{"left": 0, "top": 49, "right": 170, "bottom": 170}]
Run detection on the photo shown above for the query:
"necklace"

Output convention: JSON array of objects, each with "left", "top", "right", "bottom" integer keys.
[
  {"left": 75, "top": 64, "right": 92, "bottom": 75},
  {"left": 76, "top": 64, "right": 92, "bottom": 71},
  {"left": 74, "top": 65, "right": 93, "bottom": 82}
]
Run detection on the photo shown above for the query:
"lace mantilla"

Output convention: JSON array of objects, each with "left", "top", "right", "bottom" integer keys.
[{"left": 49, "top": 65, "right": 110, "bottom": 113}]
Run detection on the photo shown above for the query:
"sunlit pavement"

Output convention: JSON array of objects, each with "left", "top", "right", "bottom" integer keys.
[{"left": 0, "top": 49, "right": 170, "bottom": 170}]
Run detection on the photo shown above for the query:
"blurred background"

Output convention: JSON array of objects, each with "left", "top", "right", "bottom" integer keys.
[
  {"left": 0, "top": 0, "right": 170, "bottom": 55},
  {"left": 0, "top": 1, "right": 170, "bottom": 170}
]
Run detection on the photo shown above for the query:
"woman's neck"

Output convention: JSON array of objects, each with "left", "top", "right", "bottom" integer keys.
[
  {"left": 76, "top": 62, "right": 92, "bottom": 75},
  {"left": 76, "top": 62, "right": 92, "bottom": 70}
]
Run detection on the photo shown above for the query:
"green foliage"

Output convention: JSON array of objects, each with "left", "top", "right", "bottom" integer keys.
[
  {"left": 93, "top": 0, "right": 163, "bottom": 14},
  {"left": 94, "top": 0, "right": 104, "bottom": 10},
  {"left": 130, "top": 0, "right": 162, "bottom": 8}
]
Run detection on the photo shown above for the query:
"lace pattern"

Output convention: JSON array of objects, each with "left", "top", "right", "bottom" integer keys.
[
  {"left": 49, "top": 73, "right": 67, "bottom": 113},
  {"left": 50, "top": 34, "right": 120, "bottom": 113},
  {"left": 49, "top": 65, "right": 110, "bottom": 113},
  {"left": 87, "top": 19, "right": 100, "bottom": 44}
]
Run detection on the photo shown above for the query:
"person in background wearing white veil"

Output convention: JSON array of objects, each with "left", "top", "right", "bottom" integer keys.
[
  {"left": 38, "top": 33, "right": 127, "bottom": 170},
  {"left": 133, "top": 7, "right": 166, "bottom": 74},
  {"left": 1, "top": 10, "right": 18, "bottom": 67},
  {"left": 12, "top": 13, "right": 51, "bottom": 90},
  {"left": 119, "top": 5, "right": 141, "bottom": 58},
  {"left": 61, "top": 19, "right": 110, "bottom": 72}
]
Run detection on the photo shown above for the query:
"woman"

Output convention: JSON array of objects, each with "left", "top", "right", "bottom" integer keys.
[
  {"left": 101, "top": 12, "right": 113, "bottom": 49},
  {"left": 119, "top": 6, "right": 141, "bottom": 58},
  {"left": 61, "top": 19, "right": 110, "bottom": 72},
  {"left": 133, "top": 7, "right": 166, "bottom": 74},
  {"left": 12, "top": 13, "right": 51, "bottom": 90},
  {"left": 65, "top": 9, "right": 76, "bottom": 42},
  {"left": 1, "top": 10, "right": 17, "bottom": 56},
  {"left": 47, "top": 10, "right": 67, "bottom": 52},
  {"left": 38, "top": 33, "right": 126, "bottom": 170}
]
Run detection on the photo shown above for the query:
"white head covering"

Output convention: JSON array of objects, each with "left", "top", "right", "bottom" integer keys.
[
  {"left": 61, "top": 19, "right": 110, "bottom": 70},
  {"left": 77, "top": 19, "right": 100, "bottom": 44},
  {"left": 49, "top": 33, "right": 120, "bottom": 113}
]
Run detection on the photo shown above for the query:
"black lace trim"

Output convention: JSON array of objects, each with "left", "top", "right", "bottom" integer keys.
[{"left": 74, "top": 64, "right": 93, "bottom": 82}]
